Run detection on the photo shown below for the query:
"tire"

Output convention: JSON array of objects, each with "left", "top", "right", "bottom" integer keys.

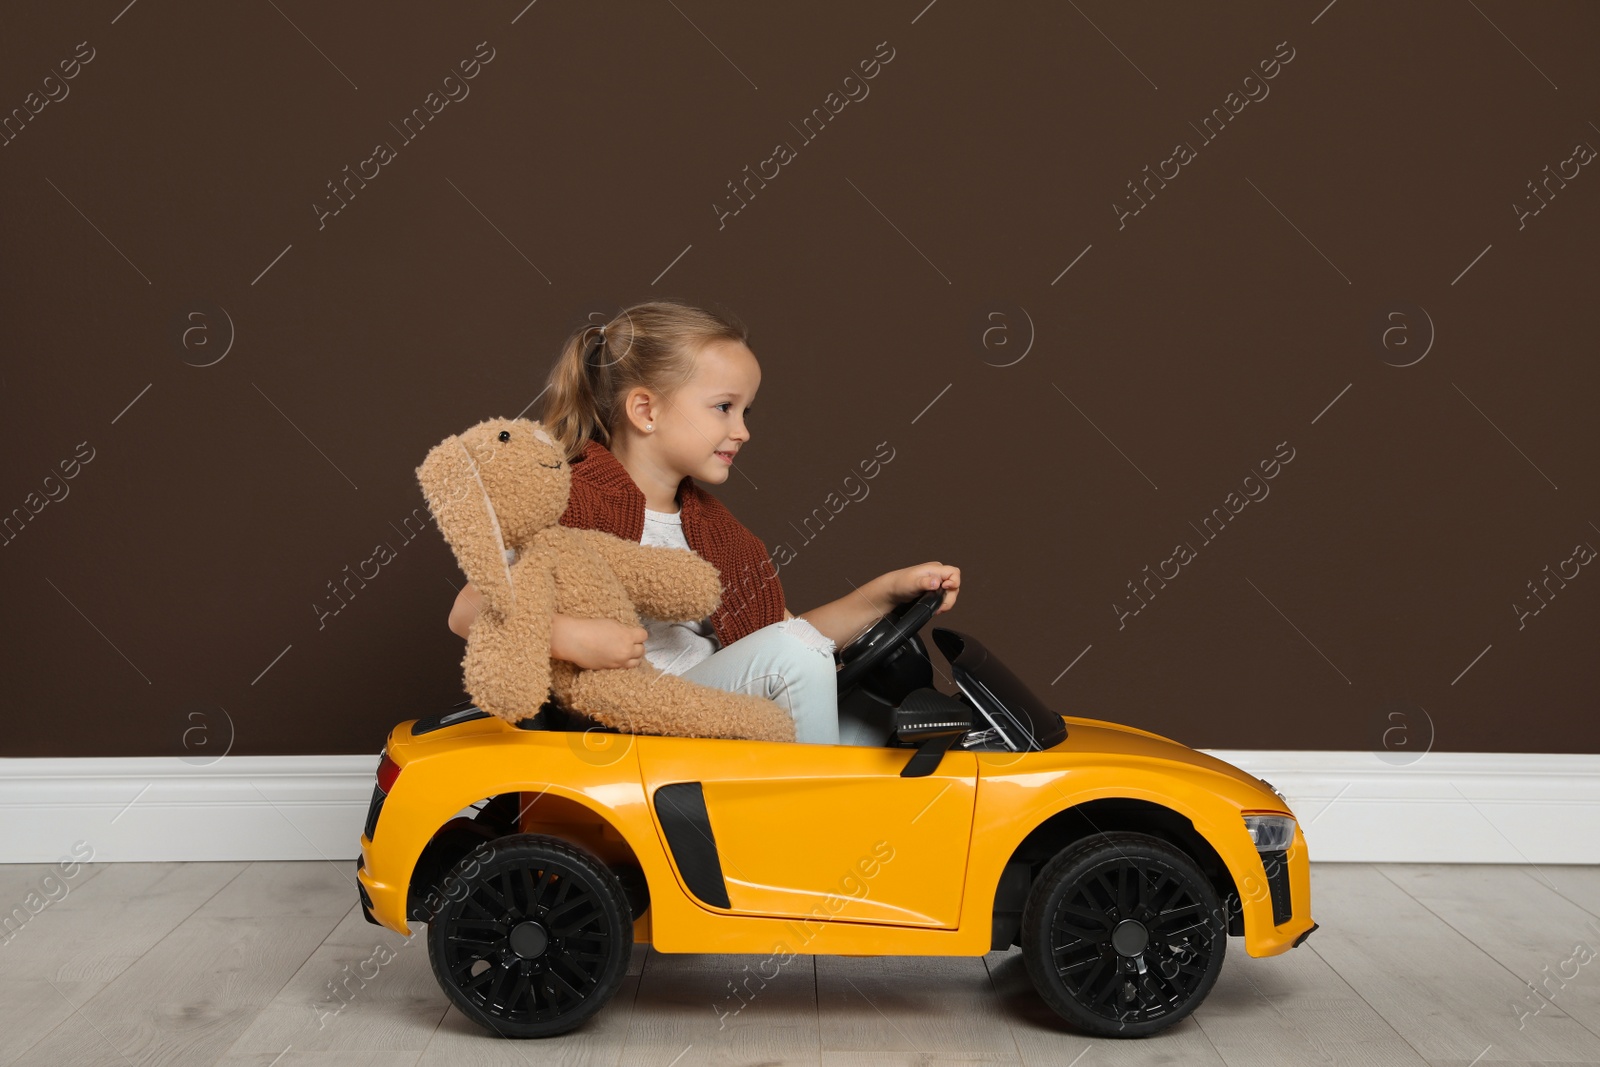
[
  {"left": 1020, "top": 831, "right": 1227, "bottom": 1037},
  {"left": 426, "top": 833, "right": 633, "bottom": 1038}
]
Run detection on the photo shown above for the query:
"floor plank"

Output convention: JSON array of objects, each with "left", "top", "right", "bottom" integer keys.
[
  {"left": 3, "top": 863, "right": 245, "bottom": 985},
  {"left": 0, "top": 856, "right": 107, "bottom": 910},
  {"left": 10, "top": 861, "right": 354, "bottom": 1067},
  {"left": 820, "top": 1053, "right": 1018, "bottom": 1066},
  {"left": 216, "top": 1054, "right": 422, "bottom": 1066},
  {"left": 1529, "top": 864, "right": 1600, "bottom": 925},
  {"left": 815, "top": 954, "right": 1020, "bottom": 1061},
  {"left": 1380, "top": 865, "right": 1600, "bottom": 1045},
  {"left": 0, "top": 978, "right": 106, "bottom": 1067},
  {"left": 6, "top": 862, "right": 1600, "bottom": 1067},
  {"left": 615, "top": 950, "right": 820, "bottom": 1066},
  {"left": 0, "top": 863, "right": 246, "bottom": 1063},
  {"left": 221, "top": 903, "right": 448, "bottom": 1056},
  {"left": 1305, "top": 864, "right": 1600, "bottom": 1064},
  {"left": 1194, "top": 934, "right": 1429, "bottom": 1067}
]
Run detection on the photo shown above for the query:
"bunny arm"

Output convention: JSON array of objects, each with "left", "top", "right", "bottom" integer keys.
[
  {"left": 566, "top": 528, "right": 723, "bottom": 622},
  {"left": 462, "top": 554, "right": 557, "bottom": 723}
]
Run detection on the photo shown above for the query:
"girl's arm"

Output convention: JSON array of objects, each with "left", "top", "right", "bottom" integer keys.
[
  {"left": 450, "top": 581, "right": 645, "bottom": 670},
  {"left": 798, "top": 563, "right": 960, "bottom": 649},
  {"left": 448, "top": 581, "right": 483, "bottom": 638},
  {"left": 797, "top": 580, "right": 894, "bottom": 649}
]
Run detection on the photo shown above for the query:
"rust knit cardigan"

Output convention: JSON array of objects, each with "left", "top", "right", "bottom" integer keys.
[{"left": 559, "top": 437, "right": 787, "bottom": 648}]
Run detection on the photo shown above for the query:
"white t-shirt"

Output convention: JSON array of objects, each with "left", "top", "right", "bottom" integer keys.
[{"left": 638, "top": 507, "right": 721, "bottom": 675}]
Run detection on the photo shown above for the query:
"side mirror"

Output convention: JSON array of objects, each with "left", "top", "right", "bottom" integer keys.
[{"left": 894, "top": 687, "right": 973, "bottom": 778}]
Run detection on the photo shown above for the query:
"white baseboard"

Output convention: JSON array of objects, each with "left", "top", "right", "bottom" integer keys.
[
  {"left": 0, "top": 755, "right": 376, "bottom": 864},
  {"left": 1204, "top": 750, "right": 1600, "bottom": 864},
  {"left": 2, "top": 751, "right": 1596, "bottom": 865}
]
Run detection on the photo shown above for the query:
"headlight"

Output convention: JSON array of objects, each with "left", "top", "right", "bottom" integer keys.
[{"left": 1243, "top": 813, "right": 1297, "bottom": 851}]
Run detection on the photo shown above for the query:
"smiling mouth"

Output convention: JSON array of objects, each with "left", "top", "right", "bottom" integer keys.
[{"left": 714, "top": 450, "right": 736, "bottom": 462}]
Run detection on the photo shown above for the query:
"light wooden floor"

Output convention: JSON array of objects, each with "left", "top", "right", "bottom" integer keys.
[{"left": 4, "top": 861, "right": 1600, "bottom": 1066}]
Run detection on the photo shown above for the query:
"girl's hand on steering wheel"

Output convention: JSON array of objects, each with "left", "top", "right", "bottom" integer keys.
[{"left": 877, "top": 562, "right": 960, "bottom": 615}]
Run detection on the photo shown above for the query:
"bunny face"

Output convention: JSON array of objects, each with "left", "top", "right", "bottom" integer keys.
[
  {"left": 453, "top": 417, "right": 571, "bottom": 547},
  {"left": 416, "top": 417, "right": 572, "bottom": 615}
]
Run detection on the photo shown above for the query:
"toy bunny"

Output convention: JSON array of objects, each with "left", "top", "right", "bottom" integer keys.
[{"left": 415, "top": 416, "right": 797, "bottom": 742}]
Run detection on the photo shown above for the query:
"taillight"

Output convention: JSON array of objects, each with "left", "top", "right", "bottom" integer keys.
[{"left": 375, "top": 751, "right": 402, "bottom": 795}]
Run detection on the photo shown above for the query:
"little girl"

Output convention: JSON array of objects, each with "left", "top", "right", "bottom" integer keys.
[{"left": 449, "top": 298, "right": 960, "bottom": 745}]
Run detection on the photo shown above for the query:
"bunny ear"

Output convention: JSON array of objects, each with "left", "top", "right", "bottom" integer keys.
[{"left": 416, "top": 435, "right": 515, "bottom": 616}]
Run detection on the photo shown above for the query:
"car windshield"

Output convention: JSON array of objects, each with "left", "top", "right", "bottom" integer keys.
[{"left": 932, "top": 628, "right": 1067, "bottom": 752}]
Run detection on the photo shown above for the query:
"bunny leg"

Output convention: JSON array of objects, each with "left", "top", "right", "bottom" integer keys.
[
  {"left": 555, "top": 665, "right": 797, "bottom": 743},
  {"left": 463, "top": 609, "right": 552, "bottom": 723}
]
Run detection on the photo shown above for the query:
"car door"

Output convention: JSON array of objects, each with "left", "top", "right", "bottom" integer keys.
[{"left": 638, "top": 736, "right": 977, "bottom": 928}]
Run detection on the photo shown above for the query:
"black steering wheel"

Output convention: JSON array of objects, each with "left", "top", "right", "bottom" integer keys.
[{"left": 834, "top": 586, "right": 947, "bottom": 693}]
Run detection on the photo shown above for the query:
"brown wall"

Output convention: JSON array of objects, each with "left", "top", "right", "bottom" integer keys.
[{"left": 3, "top": 2, "right": 1596, "bottom": 759}]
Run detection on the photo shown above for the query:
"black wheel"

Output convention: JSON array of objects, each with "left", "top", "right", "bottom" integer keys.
[
  {"left": 1020, "top": 831, "right": 1226, "bottom": 1037},
  {"left": 426, "top": 833, "right": 632, "bottom": 1038}
]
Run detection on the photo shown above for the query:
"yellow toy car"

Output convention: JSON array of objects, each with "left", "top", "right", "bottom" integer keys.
[{"left": 357, "top": 588, "right": 1315, "bottom": 1039}]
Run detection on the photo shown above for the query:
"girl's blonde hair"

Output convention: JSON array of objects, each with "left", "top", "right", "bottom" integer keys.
[{"left": 540, "top": 299, "right": 751, "bottom": 462}]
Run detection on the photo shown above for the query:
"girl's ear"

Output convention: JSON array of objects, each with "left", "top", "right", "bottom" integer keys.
[
  {"left": 417, "top": 436, "right": 515, "bottom": 616},
  {"left": 619, "top": 386, "right": 659, "bottom": 433}
]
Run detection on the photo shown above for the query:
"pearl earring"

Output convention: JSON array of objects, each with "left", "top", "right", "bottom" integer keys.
[{"left": 645, "top": 424, "right": 653, "bottom": 431}]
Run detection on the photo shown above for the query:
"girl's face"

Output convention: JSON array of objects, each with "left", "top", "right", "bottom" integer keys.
[{"left": 644, "top": 339, "right": 760, "bottom": 485}]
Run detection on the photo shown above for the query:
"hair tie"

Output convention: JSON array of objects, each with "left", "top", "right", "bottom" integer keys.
[{"left": 583, "top": 326, "right": 607, "bottom": 371}]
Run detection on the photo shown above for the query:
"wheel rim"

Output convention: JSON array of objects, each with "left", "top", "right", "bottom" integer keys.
[
  {"left": 1047, "top": 854, "right": 1218, "bottom": 1027},
  {"left": 438, "top": 859, "right": 614, "bottom": 1025}
]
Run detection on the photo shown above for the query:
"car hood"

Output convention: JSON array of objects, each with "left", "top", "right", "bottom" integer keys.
[{"left": 1043, "top": 714, "right": 1283, "bottom": 803}]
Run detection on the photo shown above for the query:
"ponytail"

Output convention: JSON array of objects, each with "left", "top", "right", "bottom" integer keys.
[{"left": 540, "top": 300, "right": 751, "bottom": 462}]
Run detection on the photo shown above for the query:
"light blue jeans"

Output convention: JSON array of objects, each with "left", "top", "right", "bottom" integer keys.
[{"left": 678, "top": 619, "right": 891, "bottom": 746}]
